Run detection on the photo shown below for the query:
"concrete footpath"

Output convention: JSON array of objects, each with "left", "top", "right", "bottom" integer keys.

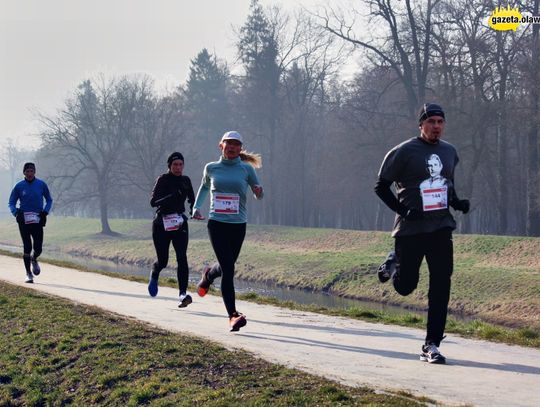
[{"left": 1, "top": 254, "right": 539, "bottom": 407}]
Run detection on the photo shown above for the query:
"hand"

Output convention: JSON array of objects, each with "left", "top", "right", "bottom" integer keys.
[
  {"left": 15, "top": 210, "right": 24, "bottom": 224},
  {"left": 191, "top": 208, "right": 205, "bottom": 220},
  {"left": 39, "top": 211, "right": 48, "bottom": 227},
  {"left": 451, "top": 199, "right": 470, "bottom": 214},
  {"left": 252, "top": 185, "right": 263, "bottom": 199}
]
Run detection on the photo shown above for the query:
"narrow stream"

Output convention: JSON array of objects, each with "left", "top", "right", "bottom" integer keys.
[{"left": 1, "top": 243, "right": 447, "bottom": 318}]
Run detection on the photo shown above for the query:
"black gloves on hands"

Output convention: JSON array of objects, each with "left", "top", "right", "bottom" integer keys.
[
  {"left": 451, "top": 199, "right": 470, "bottom": 214},
  {"left": 39, "top": 211, "right": 48, "bottom": 227}
]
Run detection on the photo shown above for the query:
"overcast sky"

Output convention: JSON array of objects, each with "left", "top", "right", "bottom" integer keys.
[{"left": 0, "top": 0, "right": 331, "bottom": 148}]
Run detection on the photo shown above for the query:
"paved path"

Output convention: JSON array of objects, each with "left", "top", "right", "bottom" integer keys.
[{"left": 1, "top": 254, "right": 539, "bottom": 407}]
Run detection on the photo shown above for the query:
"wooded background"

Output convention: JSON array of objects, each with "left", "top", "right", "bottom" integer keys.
[{"left": 3, "top": 0, "right": 539, "bottom": 236}]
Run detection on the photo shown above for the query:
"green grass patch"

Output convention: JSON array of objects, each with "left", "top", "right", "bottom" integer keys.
[{"left": 0, "top": 281, "right": 426, "bottom": 406}]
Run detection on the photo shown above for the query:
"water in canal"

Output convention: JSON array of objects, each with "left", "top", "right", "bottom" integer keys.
[{"left": 1, "top": 244, "right": 445, "bottom": 318}]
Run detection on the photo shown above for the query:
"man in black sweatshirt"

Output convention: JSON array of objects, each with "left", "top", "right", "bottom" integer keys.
[{"left": 374, "top": 103, "right": 470, "bottom": 364}]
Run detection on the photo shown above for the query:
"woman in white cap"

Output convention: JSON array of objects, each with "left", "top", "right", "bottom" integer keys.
[{"left": 192, "top": 131, "right": 263, "bottom": 331}]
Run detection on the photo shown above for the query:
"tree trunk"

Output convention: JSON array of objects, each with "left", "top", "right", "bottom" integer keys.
[
  {"left": 98, "top": 178, "right": 113, "bottom": 235},
  {"left": 527, "top": 0, "right": 540, "bottom": 236},
  {"left": 496, "top": 110, "right": 508, "bottom": 234}
]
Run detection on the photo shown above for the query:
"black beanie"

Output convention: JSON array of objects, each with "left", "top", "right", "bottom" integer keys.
[
  {"left": 418, "top": 103, "right": 445, "bottom": 124},
  {"left": 23, "top": 162, "right": 36, "bottom": 172},
  {"left": 167, "top": 152, "right": 184, "bottom": 168}
]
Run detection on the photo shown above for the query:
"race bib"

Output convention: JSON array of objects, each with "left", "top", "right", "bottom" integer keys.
[
  {"left": 24, "top": 212, "right": 40, "bottom": 224},
  {"left": 213, "top": 194, "right": 240, "bottom": 214},
  {"left": 163, "top": 213, "right": 183, "bottom": 231},
  {"left": 421, "top": 186, "right": 448, "bottom": 211}
]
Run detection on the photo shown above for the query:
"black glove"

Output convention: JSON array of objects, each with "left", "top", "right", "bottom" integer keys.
[
  {"left": 451, "top": 199, "right": 470, "bottom": 214},
  {"left": 39, "top": 211, "right": 48, "bottom": 227},
  {"left": 15, "top": 210, "right": 24, "bottom": 224}
]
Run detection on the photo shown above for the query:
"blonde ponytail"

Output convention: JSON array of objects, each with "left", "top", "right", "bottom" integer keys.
[{"left": 239, "top": 151, "right": 262, "bottom": 168}]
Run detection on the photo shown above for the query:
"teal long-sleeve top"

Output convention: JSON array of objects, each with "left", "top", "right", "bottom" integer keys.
[
  {"left": 8, "top": 178, "right": 53, "bottom": 216},
  {"left": 194, "top": 156, "right": 262, "bottom": 223}
]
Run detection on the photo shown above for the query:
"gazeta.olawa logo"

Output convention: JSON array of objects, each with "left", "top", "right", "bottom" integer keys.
[
  {"left": 488, "top": 5, "right": 540, "bottom": 31},
  {"left": 489, "top": 5, "right": 522, "bottom": 31}
]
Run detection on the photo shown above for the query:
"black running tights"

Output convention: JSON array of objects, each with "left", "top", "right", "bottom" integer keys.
[
  {"left": 152, "top": 217, "right": 189, "bottom": 294},
  {"left": 393, "top": 227, "right": 453, "bottom": 347},
  {"left": 206, "top": 220, "right": 246, "bottom": 317},
  {"left": 18, "top": 223, "right": 43, "bottom": 272}
]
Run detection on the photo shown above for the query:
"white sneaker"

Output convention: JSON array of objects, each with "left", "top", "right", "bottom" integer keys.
[
  {"left": 25, "top": 272, "right": 34, "bottom": 283},
  {"left": 420, "top": 343, "right": 446, "bottom": 364}
]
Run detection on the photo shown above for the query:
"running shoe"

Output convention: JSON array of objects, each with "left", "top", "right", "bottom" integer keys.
[
  {"left": 420, "top": 343, "right": 446, "bottom": 364},
  {"left": 229, "top": 312, "right": 247, "bottom": 332},
  {"left": 197, "top": 266, "right": 212, "bottom": 297},
  {"left": 31, "top": 258, "right": 41, "bottom": 276},
  {"left": 377, "top": 251, "right": 397, "bottom": 283},
  {"left": 25, "top": 272, "right": 34, "bottom": 283},
  {"left": 148, "top": 272, "right": 158, "bottom": 297},
  {"left": 178, "top": 293, "right": 192, "bottom": 308}
]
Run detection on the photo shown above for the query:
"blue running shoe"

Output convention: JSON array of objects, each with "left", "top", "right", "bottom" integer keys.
[
  {"left": 31, "top": 258, "right": 41, "bottom": 276},
  {"left": 148, "top": 274, "right": 158, "bottom": 297}
]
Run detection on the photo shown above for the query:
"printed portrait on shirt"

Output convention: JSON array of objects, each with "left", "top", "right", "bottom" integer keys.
[{"left": 419, "top": 154, "right": 448, "bottom": 211}]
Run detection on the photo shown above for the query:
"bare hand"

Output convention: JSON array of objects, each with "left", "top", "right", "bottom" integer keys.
[
  {"left": 191, "top": 209, "right": 205, "bottom": 220},
  {"left": 252, "top": 185, "right": 263, "bottom": 199}
]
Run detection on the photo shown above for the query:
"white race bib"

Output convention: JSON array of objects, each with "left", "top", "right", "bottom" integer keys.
[
  {"left": 213, "top": 194, "right": 240, "bottom": 214},
  {"left": 163, "top": 213, "right": 183, "bottom": 231},
  {"left": 24, "top": 212, "right": 40, "bottom": 224},
  {"left": 421, "top": 186, "right": 448, "bottom": 211}
]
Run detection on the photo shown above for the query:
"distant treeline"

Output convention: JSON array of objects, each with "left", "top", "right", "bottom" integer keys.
[{"left": 27, "top": 0, "right": 540, "bottom": 236}]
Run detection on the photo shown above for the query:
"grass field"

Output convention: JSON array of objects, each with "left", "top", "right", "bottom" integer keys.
[
  {"left": 0, "top": 282, "right": 427, "bottom": 406},
  {"left": 0, "top": 217, "right": 538, "bottom": 334}
]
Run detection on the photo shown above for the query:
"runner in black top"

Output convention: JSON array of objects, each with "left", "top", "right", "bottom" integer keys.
[
  {"left": 374, "top": 103, "right": 470, "bottom": 364},
  {"left": 148, "top": 152, "right": 195, "bottom": 308}
]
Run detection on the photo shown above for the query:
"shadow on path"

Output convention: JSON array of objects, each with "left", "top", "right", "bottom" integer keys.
[{"left": 41, "top": 283, "right": 175, "bottom": 301}]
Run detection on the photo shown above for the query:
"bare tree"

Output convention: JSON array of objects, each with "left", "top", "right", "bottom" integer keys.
[
  {"left": 39, "top": 75, "right": 151, "bottom": 234},
  {"left": 320, "top": 0, "right": 440, "bottom": 118},
  {"left": 122, "top": 90, "right": 187, "bottom": 195},
  {"left": 525, "top": 0, "right": 540, "bottom": 235},
  {"left": 0, "top": 138, "right": 35, "bottom": 186}
]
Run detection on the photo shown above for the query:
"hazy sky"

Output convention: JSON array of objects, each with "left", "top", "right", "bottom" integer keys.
[{"left": 0, "top": 0, "right": 329, "bottom": 148}]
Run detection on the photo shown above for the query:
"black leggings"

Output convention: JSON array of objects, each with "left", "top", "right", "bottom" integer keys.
[
  {"left": 206, "top": 220, "right": 246, "bottom": 317},
  {"left": 151, "top": 216, "right": 189, "bottom": 294},
  {"left": 18, "top": 223, "right": 43, "bottom": 272},
  {"left": 393, "top": 228, "right": 453, "bottom": 347}
]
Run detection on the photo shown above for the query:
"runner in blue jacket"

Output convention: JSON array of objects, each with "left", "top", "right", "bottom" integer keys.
[{"left": 8, "top": 162, "right": 53, "bottom": 283}]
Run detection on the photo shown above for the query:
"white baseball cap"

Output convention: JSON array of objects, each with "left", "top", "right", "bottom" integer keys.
[{"left": 220, "top": 131, "right": 243, "bottom": 144}]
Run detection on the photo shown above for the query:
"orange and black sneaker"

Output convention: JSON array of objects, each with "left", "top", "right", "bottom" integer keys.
[
  {"left": 229, "top": 312, "right": 247, "bottom": 332},
  {"left": 197, "top": 266, "right": 212, "bottom": 297}
]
